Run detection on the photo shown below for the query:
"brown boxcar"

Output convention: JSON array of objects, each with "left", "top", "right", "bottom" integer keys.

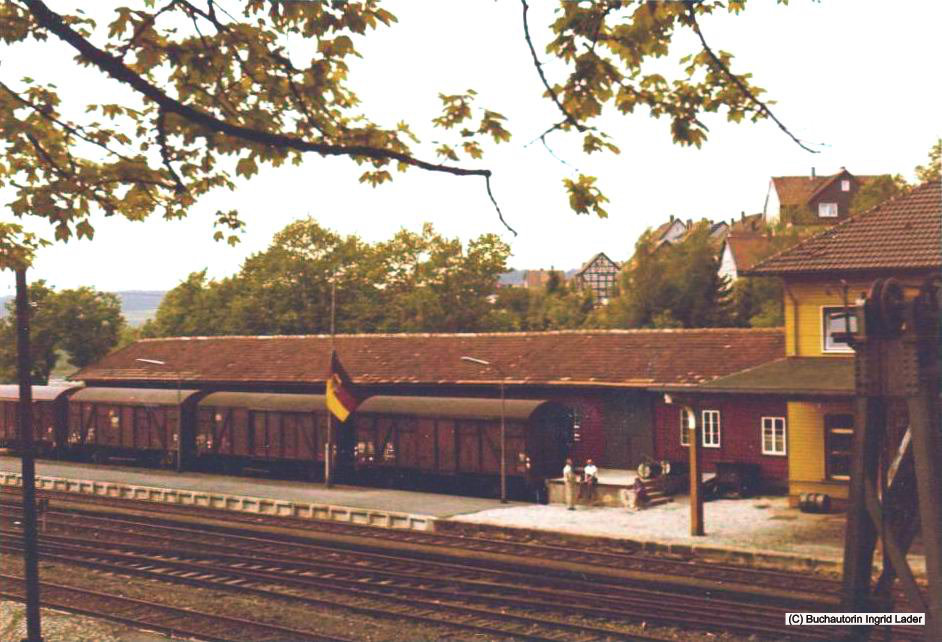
[
  {"left": 0, "top": 385, "right": 81, "bottom": 456},
  {"left": 351, "top": 396, "right": 572, "bottom": 500},
  {"left": 67, "top": 387, "right": 201, "bottom": 466},
  {"left": 195, "top": 392, "right": 327, "bottom": 476}
]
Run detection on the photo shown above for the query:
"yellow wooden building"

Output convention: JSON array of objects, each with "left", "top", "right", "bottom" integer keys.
[{"left": 711, "top": 181, "right": 940, "bottom": 506}]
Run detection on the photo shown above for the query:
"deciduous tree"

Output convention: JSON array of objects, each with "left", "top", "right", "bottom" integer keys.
[
  {"left": 850, "top": 174, "right": 909, "bottom": 215},
  {"left": 915, "top": 138, "right": 941, "bottom": 183},
  {"left": 0, "top": 281, "right": 125, "bottom": 383},
  {"left": 144, "top": 218, "right": 512, "bottom": 336},
  {"left": 2, "top": 0, "right": 806, "bottom": 256},
  {"left": 598, "top": 223, "right": 731, "bottom": 329}
]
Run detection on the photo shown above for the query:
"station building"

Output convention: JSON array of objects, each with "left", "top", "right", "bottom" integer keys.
[
  {"left": 73, "top": 328, "right": 784, "bottom": 476},
  {"left": 682, "top": 180, "right": 940, "bottom": 506}
]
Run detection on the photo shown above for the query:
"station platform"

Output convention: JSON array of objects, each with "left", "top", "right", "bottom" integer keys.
[
  {"left": 0, "top": 456, "right": 925, "bottom": 578},
  {"left": 0, "top": 456, "right": 510, "bottom": 531}
]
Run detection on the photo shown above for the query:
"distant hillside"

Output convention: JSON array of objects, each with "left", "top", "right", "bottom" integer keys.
[
  {"left": 116, "top": 290, "right": 167, "bottom": 326},
  {"left": 0, "top": 290, "right": 166, "bottom": 326}
]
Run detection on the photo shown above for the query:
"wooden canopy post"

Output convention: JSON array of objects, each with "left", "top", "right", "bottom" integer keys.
[
  {"left": 664, "top": 394, "right": 704, "bottom": 536},
  {"left": 686, "top": 402, "right": 704, "bottom": 537}
]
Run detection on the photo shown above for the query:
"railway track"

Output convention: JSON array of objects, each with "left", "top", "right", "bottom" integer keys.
[
  {"left": 0, "top": 485, "right": 843, "bottom": 596},
  {"left": 0, "top": 573, "right": 345, "bottom": 642},
  {"left": 2, "top": 530, "right": 675, "bottom": 641},
  {"left": 1, "top": 488, "right": 926, "bottom": 641},
  {"left": 3, "top": 503, "right": 858, "bottom": 641}
]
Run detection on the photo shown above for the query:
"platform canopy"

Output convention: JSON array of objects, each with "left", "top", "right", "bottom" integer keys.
[{"left": 659, "top": 357, "right": 854, "bottom": 398}]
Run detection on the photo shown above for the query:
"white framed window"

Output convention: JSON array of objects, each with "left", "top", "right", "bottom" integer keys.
[
  {"left": 702, "top": 410, "right": 721, "bottom": 448},
  {"left": 818, "top": 202, "right": 839, "bottom": 218},
  {"left": 761, "top": 417, "right": 787, "bottom": 455},
  {"left": 841, "top": 179, "right": 851, "bottom": 192},
  {"left": 679, "top": 408, "right": 691, "bottom": 446},
  {"left": 823, "top": 306, "right": 858, "bottom": 353}
]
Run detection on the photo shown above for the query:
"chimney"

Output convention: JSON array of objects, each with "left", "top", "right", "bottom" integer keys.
[
  {"left": 670, "top": 214, "right": 675, "bottom": 222},
  {"left": 740, "top": 211, "right": 746, "bottom": 222},
  {"left": 686, "top": 219, "right": 692, "bottom": 228},
  {"left": 811, "top": 167, "right": 816, "bottom": 179}
]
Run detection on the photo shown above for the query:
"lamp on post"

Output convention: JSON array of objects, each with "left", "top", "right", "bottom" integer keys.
[
  {"left": 461, "top": 356, "right": 508, "bottom": 504},
  {"left": 135, "top": 358, "right": 183, "bottom": 472}
]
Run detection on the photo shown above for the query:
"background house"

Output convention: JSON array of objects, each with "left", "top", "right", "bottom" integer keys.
[
  {"left": 764, "top": 167, "right": 885, "bottom": 225},
  {"left": 718, "top": 233, "right": 773, "bottom": 283},
  {"left": 571, "top": 252, "right": 620, "bottom": 304}
]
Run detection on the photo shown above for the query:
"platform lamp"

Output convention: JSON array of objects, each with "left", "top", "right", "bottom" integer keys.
[
  {"left": 135, "top": 358, "right": 183, "bottom": 472},
  {"left": 460, "top": 356, "right": 508, "bottom": 503}
]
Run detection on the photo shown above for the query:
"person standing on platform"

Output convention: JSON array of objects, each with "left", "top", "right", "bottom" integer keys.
[
  {"left": 563, "top": 458, "right": 577, "bottom": 510},
  {"left": 581, "top": 459, "right": 598, "bottom": 503}
]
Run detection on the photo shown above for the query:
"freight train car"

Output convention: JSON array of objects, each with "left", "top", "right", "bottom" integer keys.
[
  {"left": 195, "top": 392, "right": 329, "bottom": 477},
  {"left": 4, "top": 386, "right": 573, "bottom": 501},
  {"left": 0, "top": 385, "right": 81, "bottom": 456},
  {"left": 351, "top": 396, "right": 572, "bottom": 501},
  {"left": 66, "top": 387, "right": 201, "bottom": 467}
]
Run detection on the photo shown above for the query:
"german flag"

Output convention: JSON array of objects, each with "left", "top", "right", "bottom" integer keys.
[{"left": 326, "top": 350, "right": 359, "bottom": 422}]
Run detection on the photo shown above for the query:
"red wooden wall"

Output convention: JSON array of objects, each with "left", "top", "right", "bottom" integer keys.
[{"left": 654, "top": 395, "right": 788, "bottom": 483}]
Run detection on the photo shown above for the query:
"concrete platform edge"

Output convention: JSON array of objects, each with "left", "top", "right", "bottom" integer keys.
[
  {"left": 433, "top": 519, "right": 844, "bottom": 575},
  {"left": 0, "top": 471, "right": 432, "bottom": 532}
]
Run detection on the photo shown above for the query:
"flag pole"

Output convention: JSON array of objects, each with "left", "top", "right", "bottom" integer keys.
[{"left": 325, "top": 276, "right": 336, "bottom": 488}]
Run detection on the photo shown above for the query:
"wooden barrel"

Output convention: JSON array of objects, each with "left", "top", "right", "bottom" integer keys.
[
  {"left": 799, "top": 492, "right": 832, "bottom": 513},
  {"left": 637, "top": 461, "right": 662, "bottom": 480}
]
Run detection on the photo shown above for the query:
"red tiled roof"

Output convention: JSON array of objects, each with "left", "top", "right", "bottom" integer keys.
[
  {"left": 73, "top": 329, "right": 785, "bottom": 389},
  {"left": 725, "top": 234, "right": 773, "bottom": 273},
  {"left": 748, "top": 181, "right": 941, "bottom": 276}
]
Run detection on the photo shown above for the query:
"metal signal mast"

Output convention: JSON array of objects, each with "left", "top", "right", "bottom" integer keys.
[{"left": 841, "top": 276, "right": 942, "bottom": 640}]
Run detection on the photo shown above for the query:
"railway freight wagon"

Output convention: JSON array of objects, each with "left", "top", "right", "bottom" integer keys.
[
  {"left": 350, "top": 396, "right": 573, "bottom": 501},
  {"left": 0, "top": 385, "right": 81, "bottom": 456},
  {"left": 195, "top": 392, "right": 328, "bottom": 477},
  {"left": 66, "top": 387, "right": 202, "bottom": 466}
]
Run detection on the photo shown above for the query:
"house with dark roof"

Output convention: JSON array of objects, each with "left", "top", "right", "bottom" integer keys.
[
  {"left": 571, "top": 252, "right": 620, "bottom": 304},
  {"left": 72, "top": 328, "right": 785, "bottom": 473},
  {"left": 764, "top": 168, "right": 886, "bottom": 226},
  {"left": 708, "top": 180, "right": 941, "bottom": 506}
]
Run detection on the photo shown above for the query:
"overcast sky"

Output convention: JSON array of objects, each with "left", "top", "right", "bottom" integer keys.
[{"left": 2, "top": 1, "right": 940, "bottom": 297}]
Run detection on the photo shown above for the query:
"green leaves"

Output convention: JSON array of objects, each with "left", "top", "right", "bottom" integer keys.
[
  {"left": 147, "top": 218, "right": 512, "bottom": 337},
  {"left": 564, "top": 174, "right": 609, "bottom": 218},
  {"left": 2, "top": 0, "right": 796, "bottom": 253},
  {"left": 0, "top": 223, "right": 49, "bottom": 271},
  {"left": 235, "top": 156, "right": 258, "bottom": 178},
  {"left": 0, "top": 281, "right": 125, "bottom": 384}
]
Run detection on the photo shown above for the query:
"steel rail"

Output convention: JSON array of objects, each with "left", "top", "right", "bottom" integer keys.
[{"left": 0, "top": 573, "right": 348, "bottom": 642}]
